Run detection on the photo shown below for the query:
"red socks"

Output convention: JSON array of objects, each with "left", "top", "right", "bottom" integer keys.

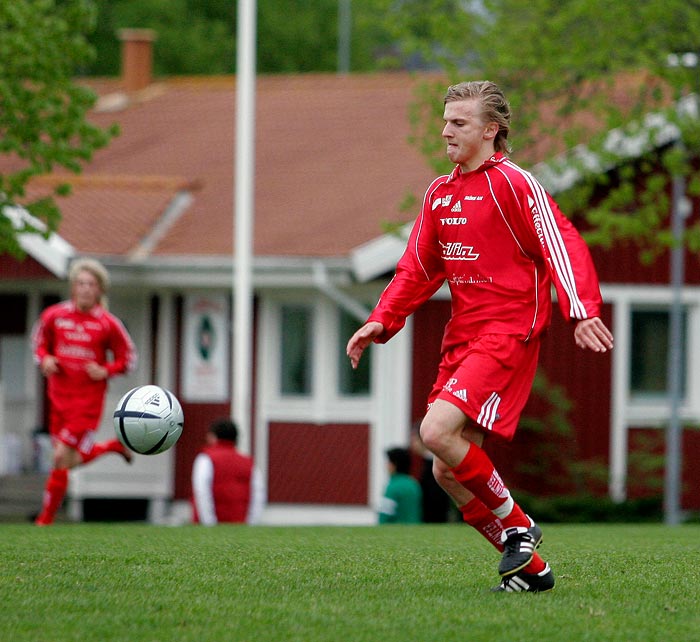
[
  {"left": 459, "top": 496, "right": 504, "bottom": 550},
  {"left": 459, "top": 497, "right": 546, "bottom": 574},
  {"left": 80, "top": 439, "right": 125, "bottom": 464},
  {"left": 35, "top": 468, "right": 69, "bottom": 525},
  {"left": 35, "top": 439, "right": 130, "bottom": 526},
  {"left": 450, "top": 443, "right": 530, "bottom": 529}
]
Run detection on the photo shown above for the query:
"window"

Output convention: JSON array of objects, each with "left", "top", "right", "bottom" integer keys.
[
  {"left": 337, "top": 309, "right": 371, "bottom": 395},
  {"left": 630, "top": 308, "right": 687, "bottom": 397},
  {"left": 0, "top": 294, "right": 27, "bottom": 333},
  {"left": 269, "top": 295, "right": 376, "bottom": 403},
  {"left": 280, "top": 305, "right": 313, "bottom": 395}
]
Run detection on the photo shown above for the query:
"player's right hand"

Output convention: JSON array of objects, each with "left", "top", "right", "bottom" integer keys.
[
  {"left": 346, "top": 321, "right": 384, "bottom": 369},
  {"left": 41, "top": 355, "right": 60, "bottom": 376}
]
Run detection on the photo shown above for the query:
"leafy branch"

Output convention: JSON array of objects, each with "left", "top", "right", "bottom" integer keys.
[{"left": 0, "top": 0, "right": 119, "bottom": 257}]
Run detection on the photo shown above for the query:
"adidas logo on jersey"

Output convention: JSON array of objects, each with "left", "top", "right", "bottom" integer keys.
[{"left": 450, "top": 201, "right": 462, "bottom": 213}]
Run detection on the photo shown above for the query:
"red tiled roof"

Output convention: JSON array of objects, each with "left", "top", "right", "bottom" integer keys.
[
  {"left": 21, "top": 175, "right": 187, "bottom": 255},
  {"left": 41, "top": 73, "right": 436, "bottom": 260},
  {"left": 16, "top": 70, "right": 671, "bottom": 263}
]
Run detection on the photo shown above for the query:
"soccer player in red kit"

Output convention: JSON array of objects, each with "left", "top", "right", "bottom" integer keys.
[
  {"left": 347, "top": 81, "right": 614, "bottom": 592},
  {"left": 32, "top": 258, "right": 137, "bottom": 525}
]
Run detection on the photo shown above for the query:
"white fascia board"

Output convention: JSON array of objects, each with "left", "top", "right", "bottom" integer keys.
[
  {"left": 101, "top": 255, "right": 355, "bottom": 290},
  {"left": 4, "top": 205, "right": 75, "bottom": 278},
  {"left": 350, "top": 223, "right": 411, "bottom": 283},
  {"left": 18, "top": 231, "right": 75, "bottom": 278}
]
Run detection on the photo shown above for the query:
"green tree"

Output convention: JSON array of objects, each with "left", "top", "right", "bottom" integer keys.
[
  {"left": 378, "top": 0, "right": 700, "bottom": 258},
  {"left": 0, "top": 0, "right": 118, "bottom": 257},
  {"left": 257, "top": 0, "right": 341, "bottom": 73},
  {"left": 87, "top": 0, "right": 235, "bottom": 76},
  {"left": 86, "top": 0, "right": 396, "bottom": 75}
]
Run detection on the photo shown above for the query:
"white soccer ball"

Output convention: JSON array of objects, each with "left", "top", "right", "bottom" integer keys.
[{"left": 113, "top": 385, "right": 184, "bottom": 455}]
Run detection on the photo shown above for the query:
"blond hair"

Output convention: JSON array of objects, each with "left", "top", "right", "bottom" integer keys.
[
  {"left": 444, "top": 81, "right": 512, "bottom": 154},
  {"left": 68, "top": 258, "right": 110, "bottom": 302}
]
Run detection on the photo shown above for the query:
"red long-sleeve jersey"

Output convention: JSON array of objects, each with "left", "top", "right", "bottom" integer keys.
[
  {"left": 32, "top": 300, "right": 137, "bottom": 425},
  {"left": 368, "top": 153, "right": 603, "bottom": 353}
]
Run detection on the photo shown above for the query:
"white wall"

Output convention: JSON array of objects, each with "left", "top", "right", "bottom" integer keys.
[{"left": 255, "top": 288, "right": 412, "bottom": 525}]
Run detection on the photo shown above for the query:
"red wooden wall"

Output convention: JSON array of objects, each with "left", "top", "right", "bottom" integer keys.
[{"left": 267, "top": 422, "right": 369, "bottom": 504}]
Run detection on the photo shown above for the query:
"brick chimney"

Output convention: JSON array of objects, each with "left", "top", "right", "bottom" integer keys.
[{"left": 118, "top": 29, "right": 156, "bottom": 92}]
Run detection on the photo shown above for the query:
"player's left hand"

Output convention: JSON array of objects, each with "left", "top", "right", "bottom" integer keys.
[
  {"left": 574, "top": 317, "right": 614, "bottom": 352},
  {"left": 346, "top": 321, "right": 384, "bottom": 369},
  {"left": 85, "top": 362, "right": 109, "bottom": 380}
]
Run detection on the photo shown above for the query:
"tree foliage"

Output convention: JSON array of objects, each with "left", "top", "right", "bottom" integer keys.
[
  {"left": 87, "top": 0, "right": 235, "bottom": 75},
  {"left": 0, "top": 0, "right": 118, "bottom": 257},
  {"left": 378, "top": 0, "right": 700, "bottom": 258},
  {"left": 85, "top": 0, "right": 396, "bottom": 75}
]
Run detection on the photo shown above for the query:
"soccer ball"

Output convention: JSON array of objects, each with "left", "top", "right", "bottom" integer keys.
[{"left": 113, "top": 385, "right": 184, "bottom": 455}]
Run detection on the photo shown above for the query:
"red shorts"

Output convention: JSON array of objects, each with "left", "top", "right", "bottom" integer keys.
[
  {"left": 48, "top": 403, "right": 100, "bottom": 457},
  {"left": 427, "top": 334, "right": 540, "bottom": 442}
]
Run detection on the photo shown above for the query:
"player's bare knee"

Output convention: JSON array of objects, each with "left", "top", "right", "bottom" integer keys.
[
  {"left": 432, "top": 459, "right": 450, "bottom": 486},
  {"left": 53, "top": 444, "right": 79, "bottom": 470},
  {"left": 419, "top": 417, "right": 446, "bottom": 454}
]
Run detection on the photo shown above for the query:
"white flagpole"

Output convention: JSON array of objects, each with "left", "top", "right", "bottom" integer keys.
[
  {"left": 664, "top": 172, "right": 687, "bottom": 525},
  {"left": 233, "top": 0, "right": 257, "bottom": 454}
]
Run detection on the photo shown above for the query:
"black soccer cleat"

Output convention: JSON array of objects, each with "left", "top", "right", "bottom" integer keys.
[
  {"left": 491, "top": 563, "right": 555, "bottom": 593},
  {"left": 498, "top": 518, "right": 543, "bottom": 577}
]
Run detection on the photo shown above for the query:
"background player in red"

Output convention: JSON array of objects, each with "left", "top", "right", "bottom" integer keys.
[
  {"left": 191, "top": 418, "right": 266, "bottom": 525},
  {"left": 347, "top": 80, "right": 614, "bottom": 592},
  {"left": 32, "top": 258, "right": 137, "bottom": 525}
]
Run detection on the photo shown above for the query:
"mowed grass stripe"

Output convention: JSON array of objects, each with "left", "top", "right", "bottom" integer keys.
[{"left": 2, "top": 524, "right": 699, "bottom": 641}]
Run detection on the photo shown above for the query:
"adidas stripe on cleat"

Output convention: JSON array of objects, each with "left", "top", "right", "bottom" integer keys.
[
  {"left": 498, "top": 518, "right": 543, "bottom": 577},
  {"left": 491, "top": 563, "right": 555, "bottom": 593}
]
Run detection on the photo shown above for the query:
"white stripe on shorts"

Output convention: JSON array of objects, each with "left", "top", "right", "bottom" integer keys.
[{"left": 477, "top": 392, "right": 501, "bottom": 430}]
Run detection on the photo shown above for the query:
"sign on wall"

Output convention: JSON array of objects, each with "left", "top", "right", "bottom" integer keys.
[{"left": 182, "top": 294, "right": 229, "bottom": 402}]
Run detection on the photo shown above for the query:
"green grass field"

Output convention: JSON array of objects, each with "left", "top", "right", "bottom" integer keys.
[{"left": 2, "top": 523, "right": 699, "bottom": 642}]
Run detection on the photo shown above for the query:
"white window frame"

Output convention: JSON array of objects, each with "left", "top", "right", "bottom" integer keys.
[
  {"left": 606, "top": 284, "right": 700, "bottom": 502},
  {"left": 258, "top": 290, "right": 374, "bottom": 424},
  {"left": 619, "top": 295, "right": 700, "bottom": 426}
]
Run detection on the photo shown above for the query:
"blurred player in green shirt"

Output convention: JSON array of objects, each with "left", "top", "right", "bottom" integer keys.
[{"left": 378, "top": 447, "right": 422, "bottom": 524}]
